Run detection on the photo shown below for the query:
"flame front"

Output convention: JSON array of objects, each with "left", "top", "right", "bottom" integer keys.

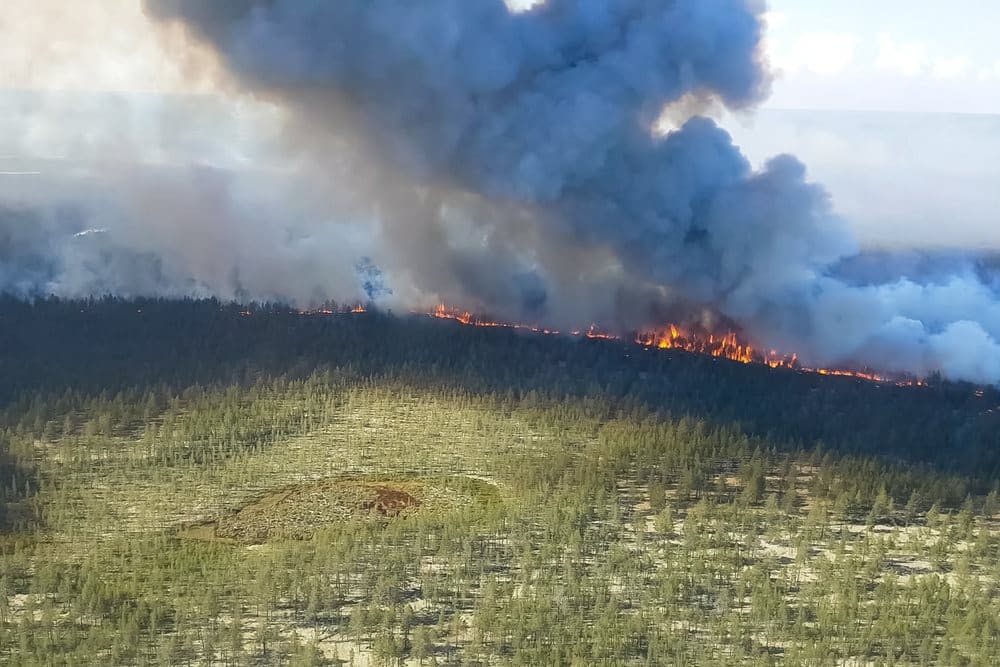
[
  {"left": 286, "top": 303, "right": 922, "bottom": 387},
  {"left": 634, "top": 325, "right": 803, "bottom": 370},
  {"left": 429, "top": 305, "right": 923, "bottom": 387},
  {"left": 431, "top": 304, "right": 562, "bottom": 335}
]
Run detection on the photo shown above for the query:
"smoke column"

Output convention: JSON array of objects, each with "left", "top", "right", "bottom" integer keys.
[{"left": 2, "top": 0, "right": 999, "bottom": 384}]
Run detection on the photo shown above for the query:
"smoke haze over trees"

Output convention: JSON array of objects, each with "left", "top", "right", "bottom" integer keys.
[{"left": 2, "top": 1, "right": 1000, "bottom": 383}]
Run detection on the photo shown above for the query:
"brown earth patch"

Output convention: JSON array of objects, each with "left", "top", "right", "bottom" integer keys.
[
  {"left": 180, "top": 479, "right": 426, "bottom": 545},
  {"left": 364, "top": 486, "right": 422, "bottom": 515}
]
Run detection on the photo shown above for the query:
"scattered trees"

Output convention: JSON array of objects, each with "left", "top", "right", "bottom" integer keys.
[{"left": 0, "top": 298, "right": 997, "bottom": 664}]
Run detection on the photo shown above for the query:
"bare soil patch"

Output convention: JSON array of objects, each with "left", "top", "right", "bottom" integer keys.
[
  {"left": 179, "top": 476, "right": 497, "bottom": 545},
  {"left": 180, "top": 479, "right": 423, "bottom": 544}
]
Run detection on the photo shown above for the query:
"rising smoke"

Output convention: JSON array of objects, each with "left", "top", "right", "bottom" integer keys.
[{"left": 2, "top": 0, "right": 999, "bottom": 384}]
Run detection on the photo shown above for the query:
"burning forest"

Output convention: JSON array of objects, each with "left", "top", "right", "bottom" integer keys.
[
  {"left": 426, "top": 304, "right": 928, "bottom": 386},
  {"left": 297, "top": 303, "right": 926, "bottom": 387}
]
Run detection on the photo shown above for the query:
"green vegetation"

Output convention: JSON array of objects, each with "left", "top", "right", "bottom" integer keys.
[{"left": 1, "top": 298, "right": 999, "bottom": 665}]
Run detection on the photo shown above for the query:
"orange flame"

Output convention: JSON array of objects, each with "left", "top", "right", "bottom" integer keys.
[
  {"left": 298, "top": 304, "right": 368, "bottom": 316},
  {"left": 263, "top": 302, "right": 926, "bottom": 387},
  {"left": 430, "top": 304, "right": 924, "bottom": 387},
  {"left": 634, "top": 325, "right": 808, "bottom": 371},
  {"left": 431, "top": 304, "right": 562, "bottom": 335}
]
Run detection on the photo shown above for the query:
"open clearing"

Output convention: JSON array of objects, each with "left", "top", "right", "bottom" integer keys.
[
  {"left": 181, "top": 476, "right": 500, "bottom": 544},
  {"left": 3, "top": 373, "right": 999, "bottom": 665}
]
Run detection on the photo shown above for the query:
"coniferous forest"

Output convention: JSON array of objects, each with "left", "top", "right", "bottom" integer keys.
[{"left": 2, "top": 297, "right": 1000, "bottom": 665}]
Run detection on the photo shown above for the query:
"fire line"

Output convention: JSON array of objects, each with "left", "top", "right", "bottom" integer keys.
[{"left": 296, "top": 303, "right": 926, "bottom": 388}]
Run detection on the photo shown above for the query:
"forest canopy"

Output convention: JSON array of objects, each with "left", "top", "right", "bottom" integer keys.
[{"left": 1, "top": 297, "right": 999, "bottom": 665}]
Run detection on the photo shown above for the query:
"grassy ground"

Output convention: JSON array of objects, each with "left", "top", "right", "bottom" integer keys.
[{"left": 2, "top": 376, "right": 999, "bottom": 665}]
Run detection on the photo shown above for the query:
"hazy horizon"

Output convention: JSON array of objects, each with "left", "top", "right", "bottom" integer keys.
[{"left": 5, "top": 88, "right": 997, "bottom": 254}]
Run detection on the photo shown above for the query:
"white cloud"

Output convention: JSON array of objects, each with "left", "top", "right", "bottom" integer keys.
[
  {"left": 978, "top": 61, "right": 1000, "bottom": 81},
  {"left": 763, "top": 11, "right": 789, "bottom": 29},
  {"left": 505, "top": 0, "right": 545, "bottom": 12},
  {"left": 774, "top": 32, "right": 859, "bottom": 76},
  {"left": 874, "top": 33, "right": 927, "bottom": 77},
  {"left": 932, "top": 56, "right": 972, "bottom": 80}
]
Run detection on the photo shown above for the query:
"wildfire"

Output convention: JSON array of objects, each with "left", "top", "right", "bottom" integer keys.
[
  {"left": 578, "top": 324, "right": 619, "bottom": 341},
  {"left": 298, "top": 304, "right": 368, "bottom": 316},
  {"left": 430, "top": 304, "right": 562, "bottom": 335},
  {"left": 270, "top": 302, "right": 923, "bottom": 387},
  {"left": 429, "top": 304, "right": 924, "bottom": 387},
  {"left": 635, "top": 326, "right": 788, "bottom": 367}
]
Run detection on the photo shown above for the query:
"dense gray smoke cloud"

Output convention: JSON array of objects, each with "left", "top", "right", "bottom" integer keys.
[
  {"left": 2, "top": 0, "right": 1000, "bottom": 384},
  {"left": 140, "top": 0, "right": 790, "bottom": 325}
]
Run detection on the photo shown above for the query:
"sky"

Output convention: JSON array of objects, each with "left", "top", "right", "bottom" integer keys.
[
  {"left": 764, "top": 0, "right": 1000, "bottom": 114},
  {"left": 729, "top": 0, "right": 1000, "bottom": 250}
]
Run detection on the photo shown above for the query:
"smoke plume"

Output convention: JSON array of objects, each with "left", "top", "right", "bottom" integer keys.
[{"left": 2, "top": 0, "right": 1000, "bottom": 384}]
